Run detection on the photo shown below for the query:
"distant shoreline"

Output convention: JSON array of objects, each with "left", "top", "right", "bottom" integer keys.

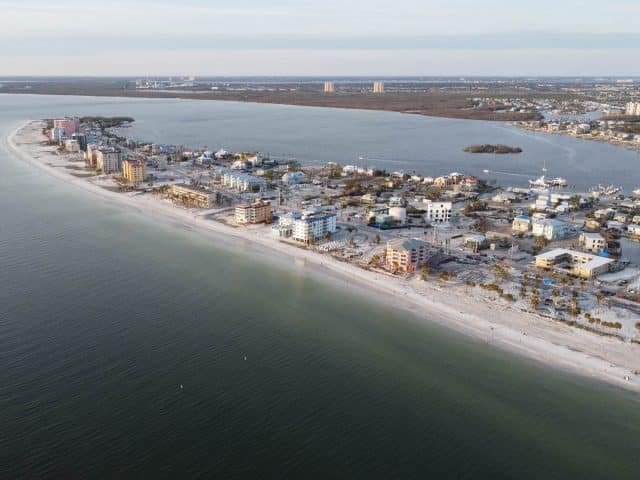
[
  {"left": 0, "top": 89, "right": 541, "bottom": 122},
  {"left": 5, "top": 119, "right": 640, "bottom": 394}
]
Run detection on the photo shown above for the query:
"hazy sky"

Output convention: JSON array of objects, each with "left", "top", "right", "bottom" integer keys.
[{"left": 2, "top": 0, "right": 640, "bottom": 76}]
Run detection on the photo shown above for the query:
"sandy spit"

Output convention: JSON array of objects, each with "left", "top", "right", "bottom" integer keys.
[{"left": 5, "top": 120, "right": 639, "bottom": 394}]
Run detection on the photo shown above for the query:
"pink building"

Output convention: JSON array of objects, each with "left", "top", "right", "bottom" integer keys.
[
  {"left": 53, "top": 117, "right": 80, "bottom": 137},
  {"left": 385, "top": 238, "right": 429, "bottom": 273}
]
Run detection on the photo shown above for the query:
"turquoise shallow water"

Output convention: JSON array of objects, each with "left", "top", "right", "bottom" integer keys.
[{"left": 1, "top": 95, "right": 639, "bottom": 479}]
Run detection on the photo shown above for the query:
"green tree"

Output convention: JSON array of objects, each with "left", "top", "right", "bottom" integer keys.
[{"left": 530, "top": 294, "right": 539, "bottom": 309}]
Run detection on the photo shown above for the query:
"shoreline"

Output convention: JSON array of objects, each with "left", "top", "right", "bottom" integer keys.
[
  {"left": 515, "top": 124, "right": 640, "bottom": 154},
  {"left": 5, "top": 119, "right": 640, "bottom": 394},
  {"left": 0, "top": 91, "right": 540, "bottom": 123}
]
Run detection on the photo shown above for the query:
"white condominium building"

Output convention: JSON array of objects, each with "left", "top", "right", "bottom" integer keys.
[
  {"left": 221, "top": 170, "right": 266, "bottom": 192},
  {"left": 292, "top": 210, "right": 337, "bottom": 244},
  {"left": 532, "top": 219, "right": 577, "bottom": 241},
  {"left": 96, "top": 149, "right": 121, "bottom": 173},
  {"left": 579, "top": 232, "right": 606, "bottom": 253},
  {"left": 625, "top": 102, "right": 640, "bottom": 116},
  {"left": 423, "top": 200, "right": 452, "bottom": 223}
]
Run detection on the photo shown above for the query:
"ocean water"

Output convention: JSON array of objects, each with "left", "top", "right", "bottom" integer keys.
[
  {"left": 1, "top": 94, "right": 640, "bottom": 479},
  {"left": 6, "top": 93, "right": 640, "bottom": 191}
]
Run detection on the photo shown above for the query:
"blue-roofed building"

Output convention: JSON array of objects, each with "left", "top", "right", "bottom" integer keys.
[{"left": 512, "top": 215, "right": 531, "bottom": 233}]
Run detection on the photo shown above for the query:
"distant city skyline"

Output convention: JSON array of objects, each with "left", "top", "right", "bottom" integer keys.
[{"left": 1, "top": 0, "right": 640, "bottom": 76}]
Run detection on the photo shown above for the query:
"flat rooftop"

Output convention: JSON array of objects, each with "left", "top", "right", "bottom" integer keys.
[{"left": 536, "top": 248, "right": 614, "bottom": 270}]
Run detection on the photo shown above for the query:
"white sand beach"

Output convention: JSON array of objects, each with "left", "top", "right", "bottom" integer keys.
[{"left": 5, "top": 120, "right": 640, "bottom": 393}]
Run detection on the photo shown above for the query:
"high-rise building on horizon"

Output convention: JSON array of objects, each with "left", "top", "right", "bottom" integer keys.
[
  {"left": 625, "top": 102, "right": 640, "bottom": 116},
  {"left": 324, "top": 81, "right": 335, "bottom": 93},
  {"left": 373, "top": 81, "right": 385, "bottom": 94}
]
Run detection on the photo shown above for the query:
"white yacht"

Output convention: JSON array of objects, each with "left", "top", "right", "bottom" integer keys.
[{"left": 529, "top": 175, "right": 550, "bottom": 189}]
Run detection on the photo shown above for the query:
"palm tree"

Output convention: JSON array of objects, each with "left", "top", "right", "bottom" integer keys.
[
  {"left": 569, "top": 298, "right": 580, "bottom": 317},
  {"left": 530, "top": 294, "right": 539, "bottom": 309}
]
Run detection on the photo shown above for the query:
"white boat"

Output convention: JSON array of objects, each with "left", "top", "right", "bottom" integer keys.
[
  {"left": 633, "top": 188, "right": 640, "bottom": 196},
  {"left": 529, "top": 175, "right": 550, "bottom": 189},
  {"left": 528, "top": 174, "right": 567, "bottom": 189},
  {"left": 591, "top": 184, "right": 622, "bottom": 196}
]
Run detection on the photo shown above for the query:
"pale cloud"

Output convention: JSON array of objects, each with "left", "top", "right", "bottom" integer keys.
[
  {"left": 2, "top": 48, "right": 640, "bottom": 77},
  {"left": 1, "top": 0, "right": 639, "bottom": 75}
]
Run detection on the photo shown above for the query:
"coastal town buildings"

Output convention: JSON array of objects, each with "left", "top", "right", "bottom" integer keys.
[
  {"left": 221, "top": 171, "right": 266, "bottom": 192},
  {"left": 53, "top": 117, "right": 79, "bottom": 137},
  {"left": 388, "top": 196, "right": 406, "bottom": 207},
  {"left": 96, "top": 148, "right": 121, "bottom": 173},
  {"left": 464, "top": 234, "right": 487, "bottom": 252},
  {"left": 512, "top": 215, "right": 532, "bottom": 233},
  {"left": 271, "top": 211, "right": 300, "bottom": 238},
  {"left": 579, "top": 232, "right": 606, "bottom": 253},
  {"left": 532, "top": 219, "right": 576, "bottom": 241},
  {"left": 171, "top": 184, "right": 216, "bottom": 208},
  {"left": 64, "top": 139, "right": 80, "bottom": 153},
  {"left": 460, "top": 175, "right": 479, "bottom": 191},
  {"left": 433, "top": 175, "right": 453, "bottom": 188},
  {"left": 625, "top": 102, "right": 640, "bottom": 116},
  {"left": 235, "top": 199, "right": 272, "bottom": 225},
  {"left": 85, "top": 144, "right": 98, "bottom": 168},
  {"left": 281, "top": 171, "right": 306, "bottom": 185},
  {"left": 534, "top": 193, "right": 550, "bottom": 211},
  {"left": 535, "top": 248, "right": 614, "bottom": 278},
  {"left": 373, "top": 81, "right": 385, "bottom": 94},
  {"left": 71, "top": 133, "right": 87, "bottom": 151},
  {"left": 50, "top": 127, "right": 65, "bottom": 143},
  {"left": 291, "top": 210, "right": 337, "bottom": 244},
  {"left": 388, "top": 206, "right": 407, "bottom": 224},
  {"left": 23, "top": 112, "right": 640, "bottom": 362},
  {"left": 628, "top": 224, "right": 640, "bottom": 237},
  {"left": 385, "top": 238, "right": 429, "bottom": 272},
  {"left": 324, "top": 81, "right": 335, "bottom": 93},
  {"left": 594, "top": 208, "right": 615, "bottom": 220},
  {"left": 423, "top": 201, "right": 452, "bottom": 223},
  {"left": 492, "top": 192, "right": 518, "bottom": 204},
  {"left": 122, "top": 159, "right": 146, "bottom": 184}
]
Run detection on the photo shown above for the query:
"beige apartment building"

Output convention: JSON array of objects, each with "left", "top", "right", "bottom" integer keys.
[
  {"left": 235, "top": 200, "right": 273, "bottom": 225},
  {"left": 122, "top": 159, "right": 146, "bottom": 184},
  {"left": 373, "top": 81, "right": 385, "bottom": 93},
  {"left": 96, "top": 149, "right": 121, "bottom": 173},
  {"left": 535, "top": 248, "right": 614, "bottom": 279},
  {"left": 386, "top": 238, "right": 429, "bottom": 272},
  {"left": 171, "top": 184, "right": 215, "bottom": 208},
  {"left": 85, "top": 144, "right": 98, "bottom": 167}
]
